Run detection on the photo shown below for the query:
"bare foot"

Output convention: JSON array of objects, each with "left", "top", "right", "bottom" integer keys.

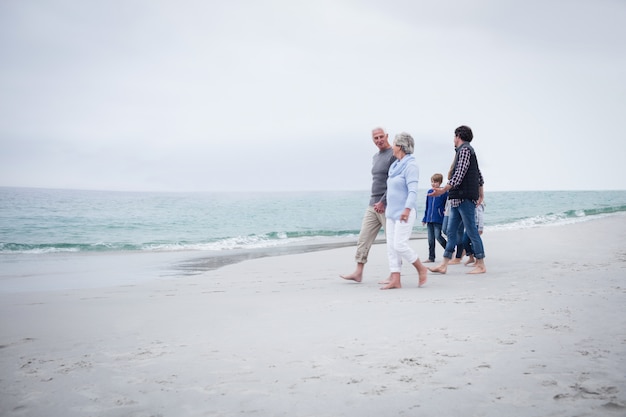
[
  {"left": 340, "top": 264, "right": 364, "bottom": 282},
  {"left": 448, "top": 258, "right": 462, "bottom": 265},
  {"left": 340, "top": 273, "right": 362, "bottom": 282},
  {"left": 378, "top": 274, "right": 392, "bottom": 285},
  {"left": 423, "top": 259, "right": 434, "bottom": 263},
  {"left": 380, "top": 281, "right": 401, "bottom": 290},
  {"left": 418, "top": 270, "right": 428, "bottom": 287},
  {"left": 467, "top": 264, "right": 486, "bottom": 274},
  {"left": 412, "top": 260, "right": 428, "bottom": 287},
  {"left": 381, "top": 274, "right": 401, "bottom": 290},
  {"left": 464, "top": 256, "right": 476, "bottom": 266},
  {"left": 428, "top": 265, "right": 447, "bottom": 274}
]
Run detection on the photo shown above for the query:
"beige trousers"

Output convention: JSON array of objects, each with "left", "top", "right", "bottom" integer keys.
[{"left": 354, "top": 206, "right": 386, "bottom": 264}]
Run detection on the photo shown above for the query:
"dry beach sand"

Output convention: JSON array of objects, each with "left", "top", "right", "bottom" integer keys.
[{"left": 1, "top": 215, "right": 625, "bottom": 416}]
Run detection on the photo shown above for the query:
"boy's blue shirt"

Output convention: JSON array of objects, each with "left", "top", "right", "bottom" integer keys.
[{"left": 422, "top": 188, "right": 448, "bottom": 224}]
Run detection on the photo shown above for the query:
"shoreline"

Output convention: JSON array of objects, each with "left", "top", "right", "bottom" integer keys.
[
  {"left": 3, "top": 211, "right": 623, "bottom": 293},
  {"left": 1, "top": 216, "right": 625, "bottom": 416},
  {"left": 171, "top": 233, "right": 429, "bottom": 275},
  {"left": 2, "top": 210, "right": 624, "bottom": 290},
  {"left": 0, "top": 234, "right": 429, "bottom": 293}
]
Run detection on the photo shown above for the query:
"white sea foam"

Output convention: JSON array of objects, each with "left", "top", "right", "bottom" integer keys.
[
  {"left": 1, "top": 188, "right": 625, "bottom": 254},
  {"left": 486, "top": 211, "right": 621, "bottom": 231}
]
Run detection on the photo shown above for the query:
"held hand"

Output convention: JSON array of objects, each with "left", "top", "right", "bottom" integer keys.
[
  {"left": 373, "top": 201, "right": 385, "bottom": 213},
  {"left": 400, "top": 208, "right": 411, "bottom": 222},
  {"left": 429, "top": 186, "right": 449, "bottom": 197},
  {"left": 428, "top": 188, "right": 443, "bottom": 197}
]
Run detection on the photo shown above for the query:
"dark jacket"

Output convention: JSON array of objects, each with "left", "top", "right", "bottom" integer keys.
[
  {"left": 448, "top": 143, "right": 480, "bottom": 201},
  {"left": 422, "top": 190, "right": 448, "bottom": 223}
]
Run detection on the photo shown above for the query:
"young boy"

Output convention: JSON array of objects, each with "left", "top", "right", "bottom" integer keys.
[{"left": 422, "top": 173, "right": 448, "bottom": 262}]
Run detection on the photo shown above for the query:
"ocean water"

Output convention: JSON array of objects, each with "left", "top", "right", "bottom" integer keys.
[
  {"left": 1, "top": 186, "right": 626, "bottom": 255},
  {"left": 1, "top": 187, "right": 625, "bottom": 291}
]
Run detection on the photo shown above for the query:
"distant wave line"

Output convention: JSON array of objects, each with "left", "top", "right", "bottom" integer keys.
[
  {"left": 487, "top": 207, "right": 626, "bottom": 231},
  {"left": 2, "top": 206, "right": 626, "bottom": 254},
  {"left": 0, "top": 229, "right": 361, "bottom": 254}
]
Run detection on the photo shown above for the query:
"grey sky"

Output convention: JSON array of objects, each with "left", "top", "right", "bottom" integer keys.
[{"left": 1, "top": 0, "right": 625, "bottom": 192}]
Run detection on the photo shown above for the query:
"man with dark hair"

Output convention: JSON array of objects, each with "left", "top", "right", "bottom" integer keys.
[{"left": 428, "top": 125, "right": 486, "bottom": 274}]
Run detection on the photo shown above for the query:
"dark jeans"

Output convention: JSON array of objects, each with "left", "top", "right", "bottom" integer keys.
[
  {"left": 443, "top": 216, "right": 464, "bottom": 258},
  {"left": 453, "top": 220, "right": 464, "bottom": 258},
  {"left": 444, "top": 200, "right": 485, "bottom": 259},
  {"left": 426, "top": 222, "right": 447, "bottom": 261},
  {"left": 462, "top": 224, "right": 479, "bottom": 256}
]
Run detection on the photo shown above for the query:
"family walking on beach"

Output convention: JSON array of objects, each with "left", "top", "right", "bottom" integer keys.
[{"left": 341, "top": 125, "right": 486, "bottom": 289}]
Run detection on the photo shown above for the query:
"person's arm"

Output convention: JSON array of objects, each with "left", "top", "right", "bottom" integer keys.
[
  {"left": 477, "top": 165, "right": 485, "bottom": 205},
  {"left": 429, "top": 149, "right": 470, "bottom": 196},
  {"left": 374, "top": 155, "right": 396, "bottom": 211},
  {"left": 400, "top": 164, "right": 418, "bottom": 222},
  {"left": 476, "top": 203, "right": 484, "bottom": 234},
  {"left": 477, "top": 185, "right": 484, "bottom": 206},
  {"left": 373, "top": 196, "right": 386, "bottom": 213}
]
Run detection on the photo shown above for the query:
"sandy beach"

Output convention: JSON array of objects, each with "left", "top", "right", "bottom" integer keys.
[{"left": 1, "top": 215, "right": 625, "bottom": 417}]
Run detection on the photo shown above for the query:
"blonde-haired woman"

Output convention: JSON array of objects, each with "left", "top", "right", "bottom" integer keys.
[{"left": 381, "top": 132, "right": 428, "bottom": 289}]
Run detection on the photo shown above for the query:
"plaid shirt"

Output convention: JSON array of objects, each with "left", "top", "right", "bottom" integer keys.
[{"left": 448, "top": 146, "right": 484, "bottom": 207}]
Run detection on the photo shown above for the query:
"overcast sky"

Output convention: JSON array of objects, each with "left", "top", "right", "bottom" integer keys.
[{"left": 1, "top": 0, "right": 624, "bottom": 193}]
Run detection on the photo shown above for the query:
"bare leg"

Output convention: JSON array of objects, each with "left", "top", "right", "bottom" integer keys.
[
  {"left": 449, "top": 249, "right": 465, "bottom": 264},
  {"left": 467, "top": 258, "right": 486, "bottom": 274},
  {"left": 413, "top": 259, "right": 428, "bottom": 287},
  {"left": 428, "top": 257, "right": 450, "bottom": 274},
  {"left": 340, "top": 263, "right": 364, "bottom": 282},
  {"left": 464, "top": 255, "right": 476, "bottom": 266},
  {"left": 380, "top": 272, "right": 401, "bottom": 290}
]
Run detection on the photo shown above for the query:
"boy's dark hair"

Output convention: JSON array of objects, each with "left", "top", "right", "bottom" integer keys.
[{"left": 455, "top": 125, "right": 473, "bottom": 142}]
